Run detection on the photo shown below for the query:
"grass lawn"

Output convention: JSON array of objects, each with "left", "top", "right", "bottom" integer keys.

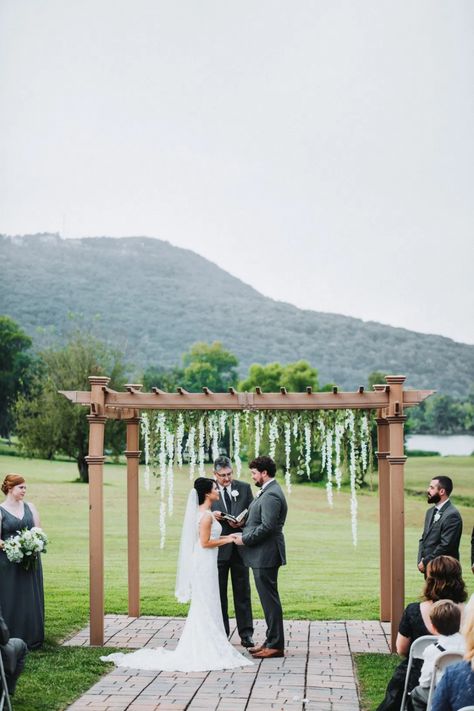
[{"left": 0, "top": 452, "right": 472, "bottom": 709}]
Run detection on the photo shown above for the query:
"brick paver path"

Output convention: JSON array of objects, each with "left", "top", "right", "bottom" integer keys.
[{"left": 64, "top": 616, "right": 391, "bottom": 710}]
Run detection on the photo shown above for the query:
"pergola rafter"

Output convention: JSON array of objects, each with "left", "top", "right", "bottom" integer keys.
[{"left": 60, "top": 375, "right": 434, "bottom": 651}]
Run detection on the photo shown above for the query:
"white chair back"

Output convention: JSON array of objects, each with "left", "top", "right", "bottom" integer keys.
[
  {"left": 0, "top": 652, "right": 13, "bottom": 711},
  {"left": 400, "top": 635, "right": 437, "bottom": 711},
  {"left": 426, "top": 651, "right": 464, "bottom": 711}
]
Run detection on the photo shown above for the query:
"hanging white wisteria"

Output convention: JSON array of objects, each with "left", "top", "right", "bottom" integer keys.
[
  {"left": 304, "top": 422, "right": 312, "bottom": 480},
  {"left": 187, "top": 425, "right": 196, "bottom": 479},
  {"left": 139, "top": 407, "right": 374, "bottom": 550},
  {"left": 268, "top": 415, "right": 279, "bottom": 459},
  {"left": 140, "top": 412, "right": 151, "bottom": 491},
  {"left": 175, "top": 413, "right": 185, "bottom": 469},
  {"left": 233, "top": 413, "right": 242, "bottom": 478},
  {"left": 198, "top": 417, "right": 205, "bottom": 475},
  {"left": 283, "top": 421, "right": 292, "bottom": 493},
  {"left": 345, "top": 409, "right": 358, "bottom": 546},
  {"left": 325, "top": 427, "right": 334, "bottom": 508}
]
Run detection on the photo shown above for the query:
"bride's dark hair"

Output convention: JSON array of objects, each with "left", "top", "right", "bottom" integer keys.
[{"left": 194, "top": 477, "right": 215, "bottom": 505}]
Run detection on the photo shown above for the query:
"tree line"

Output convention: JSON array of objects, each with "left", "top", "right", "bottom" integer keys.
[{"left": 1, "top": 315, "right": 472, "bottom": 482}]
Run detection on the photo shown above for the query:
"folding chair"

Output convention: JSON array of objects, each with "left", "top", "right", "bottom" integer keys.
[
  {"left": 0, "top": 652, "right": 12, "bottom": 711},
  {"left": 426, "top": 651, "right": 464, "bottom": 711},
  {"left": 400, "top": 635, "right": 437, "bottom": 711}
]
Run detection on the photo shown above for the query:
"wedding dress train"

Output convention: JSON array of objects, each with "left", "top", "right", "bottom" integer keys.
[{"left": 102, "top": 512, "right": 253, "bottom": 672}]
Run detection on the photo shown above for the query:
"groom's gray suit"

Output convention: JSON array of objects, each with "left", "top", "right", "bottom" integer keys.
[{"left": 241, "top": 478, "right": 287, "bottom": 650}]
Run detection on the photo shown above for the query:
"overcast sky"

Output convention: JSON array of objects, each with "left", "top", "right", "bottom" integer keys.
[{"left": 1, "top": 1, "right": 473, "bottom": 344}]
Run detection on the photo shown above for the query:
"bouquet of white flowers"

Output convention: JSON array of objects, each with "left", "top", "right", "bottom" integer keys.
[{"left": 3, "top": 526, "right": 48, "bottom": 571}]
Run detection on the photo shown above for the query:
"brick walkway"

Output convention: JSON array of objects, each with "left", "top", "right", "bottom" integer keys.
[{"left": 64, "top": 616, "right": 391, "bottom": 711}]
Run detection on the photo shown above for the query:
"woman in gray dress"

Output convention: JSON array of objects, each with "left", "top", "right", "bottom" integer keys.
[{"left": 0, "top": 474, "right": 44, "bottom": 649}]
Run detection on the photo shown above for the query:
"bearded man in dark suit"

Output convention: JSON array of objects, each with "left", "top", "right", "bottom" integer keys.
[
  {"left": 417, "top": 475, "right": 463, "bottom": 575},
  {"left": 211, "top": 456, "right": 254, "bottom": 648},
  {"left": 235, "top": 455, "right": 288, "bottom": 659}
]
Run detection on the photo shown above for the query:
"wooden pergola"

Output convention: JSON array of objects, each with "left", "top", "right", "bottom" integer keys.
[{"left": 60, "top": 374, "right": 434, "bottom": 651}]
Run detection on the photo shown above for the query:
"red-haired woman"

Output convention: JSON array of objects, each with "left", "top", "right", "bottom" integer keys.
[{"left": 0, "top": 474, "right": 44, "bottom": 649}]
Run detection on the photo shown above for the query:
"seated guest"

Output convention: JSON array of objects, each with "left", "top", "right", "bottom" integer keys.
[
  {"left": 431, "top": 595, "right": 474, "bottom": 711},
  {"left": 408, "top": 599, "right": 464, "bottom": 711},
  {"left": 376, "top": 556, "right": 467, "bottom": 711},
  {"left": 0, "top": 607, "right": 28, "bottom": 696}
]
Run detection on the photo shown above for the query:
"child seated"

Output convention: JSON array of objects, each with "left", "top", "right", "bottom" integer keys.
[{"left": 409, "top": 599, "right": 465, "bottom": 711}]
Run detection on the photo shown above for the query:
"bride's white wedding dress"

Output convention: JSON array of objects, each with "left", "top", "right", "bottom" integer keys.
[{"left": 102, "top": 511, "right": 253, "bottom": 672}]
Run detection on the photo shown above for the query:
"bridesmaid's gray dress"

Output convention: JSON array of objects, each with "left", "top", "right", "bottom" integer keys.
[{"left": 0, "top": 502, "right": 44, "bottom": 649}]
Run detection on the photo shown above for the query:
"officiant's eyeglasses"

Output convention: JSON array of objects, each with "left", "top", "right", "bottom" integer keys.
[{"left": 215, "top": 470, "right": 233, "bottom": 479}]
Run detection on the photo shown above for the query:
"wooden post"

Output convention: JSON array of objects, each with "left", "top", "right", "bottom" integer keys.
[
  {"left": 386, "top": 375, "right": 407, "bottom": 652},
  {"left": 125, "top": 413, "right": 141, "bottom": 617},
  {"left": 375, "top": 405, "right": 391, "bottom": 622},
  {"left": 85, "top": 376, "right": 109, "bottom": 646}
]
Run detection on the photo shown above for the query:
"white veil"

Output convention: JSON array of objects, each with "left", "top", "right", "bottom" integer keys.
[{"left": 175, "top": 488, "right": 198, "bottom": 603}]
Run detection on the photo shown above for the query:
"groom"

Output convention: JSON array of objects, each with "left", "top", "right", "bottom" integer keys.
[{"left": 236, "top": 455, "right": 288, "bottom": 659}]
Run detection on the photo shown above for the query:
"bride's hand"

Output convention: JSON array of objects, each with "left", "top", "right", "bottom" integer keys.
[{"left": 231, "top": 534, "right": 244, "bottom": 546}]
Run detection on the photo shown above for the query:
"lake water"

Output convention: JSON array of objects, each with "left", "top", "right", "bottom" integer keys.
[{"left": 406, "top": 434, "right": 474, "bottom": 456}]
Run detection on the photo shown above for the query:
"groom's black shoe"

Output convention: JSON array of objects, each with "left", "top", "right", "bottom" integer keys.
[{"left": 240, "top": 637, "right": 255, "bottom": 648}]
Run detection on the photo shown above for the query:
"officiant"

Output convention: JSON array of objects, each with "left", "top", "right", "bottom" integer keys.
[{"left": 211, "top": 456, "right": 255, "bottom": 648}]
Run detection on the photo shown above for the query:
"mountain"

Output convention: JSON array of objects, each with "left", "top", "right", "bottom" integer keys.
[{"left": 1, "top": 233, "right": 472, "bottom": 396}]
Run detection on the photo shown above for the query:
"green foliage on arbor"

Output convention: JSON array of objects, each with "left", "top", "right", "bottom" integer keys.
[
  {"left": 15, "top": 332, "right": 128, "bottom": 481},
  {"left": 0, "top": 315, "right": 38, "bottom": 438},
  {"left": 239, "top": 360, "right": 319, "bottom": 392}
]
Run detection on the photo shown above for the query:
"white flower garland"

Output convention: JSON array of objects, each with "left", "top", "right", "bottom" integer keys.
[
  {"left": 304, "top": 422, "right": 312, "bottom": 480},
  {"left": 284, "top": 421, "right": 292, "bottom": 493},
  {"left": 345, "top": 409, "right": 358, "bottom": 546},
  {"left": 334, "top": 421, "right": 344, "bottom": 490},
  {"left": 166, "top": 430, "right": 174, "bottom": 517},
  {"left": 187, "top": 425, "right": 196, "bottom": 479},
  {"left": 140, "top": 412, "right": 151, "bottom": 491},
  {"left": 142, "top": 407, "right": 373, "bottom": 550},
  {"left": 233, "top": 413, "right": 242, "bottom": 478},
  {"left": 325, "top": 429, "right": 334, "bottom": 508},
  {"left": 176, "top": 413, "right": 185, "bottom": 468},
  {"left": 268, "top": 415, "right": 279, "bottom": 459},
  {"left": 198, "top": 416, "right": 205, "bottom": 476}
]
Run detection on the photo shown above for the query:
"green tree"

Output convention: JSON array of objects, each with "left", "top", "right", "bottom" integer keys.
[
  {"left": 142, "top": 364, "right": 184, "bottom": 392},
  {"left": 181, "top": 342, "right": 239, "bottom": 392},
  {"left": 239, "top": 360, "right": 318, "bottom": 392},
  {"left": 15, "top": 332, "right": 128, "bottom": 482},
  {"left": 367, "top": 371, "right": 387, "bottom": 390},
  {"left": 0, "top": 316, "right": 37, "bottom": 438}
]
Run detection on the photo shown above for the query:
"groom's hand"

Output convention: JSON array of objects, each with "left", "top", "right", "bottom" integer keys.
[{"left": 232, "top": 534, "right": 244, "bottom": 546}]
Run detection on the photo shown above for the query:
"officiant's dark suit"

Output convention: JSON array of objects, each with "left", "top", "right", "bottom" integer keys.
[
  {"left": 417, "top": 476, "right": 462, "bottom": 574},
  {"left": 210, "top": 457, "right": 254, "bottom": 646},
  {"left": 240, "top": 456, "right": 287, "bottom": 657}
]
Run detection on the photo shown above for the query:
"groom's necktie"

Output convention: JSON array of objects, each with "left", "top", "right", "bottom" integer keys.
[{"left": 223, "top": 486, "right": 232, "bottom": 512}]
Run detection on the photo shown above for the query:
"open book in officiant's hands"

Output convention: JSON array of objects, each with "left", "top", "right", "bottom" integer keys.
[{"left": 220, "top": 508, "right": 248, "bottom": 525}]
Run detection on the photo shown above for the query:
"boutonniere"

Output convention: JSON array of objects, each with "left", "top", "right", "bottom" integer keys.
[
  {"left": 230, "top": 490, "right": 239, "bottom": 500},
  {"left": 255, "top": 489, "right": 262, "bottom": 497},
  {"left": 433, "top": 512, "right": 441, "bottom": 523}
]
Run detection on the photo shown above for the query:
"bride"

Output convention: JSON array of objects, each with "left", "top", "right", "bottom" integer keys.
[{"left": 102, "top": 477, "right": 253, "bottom": 671}]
